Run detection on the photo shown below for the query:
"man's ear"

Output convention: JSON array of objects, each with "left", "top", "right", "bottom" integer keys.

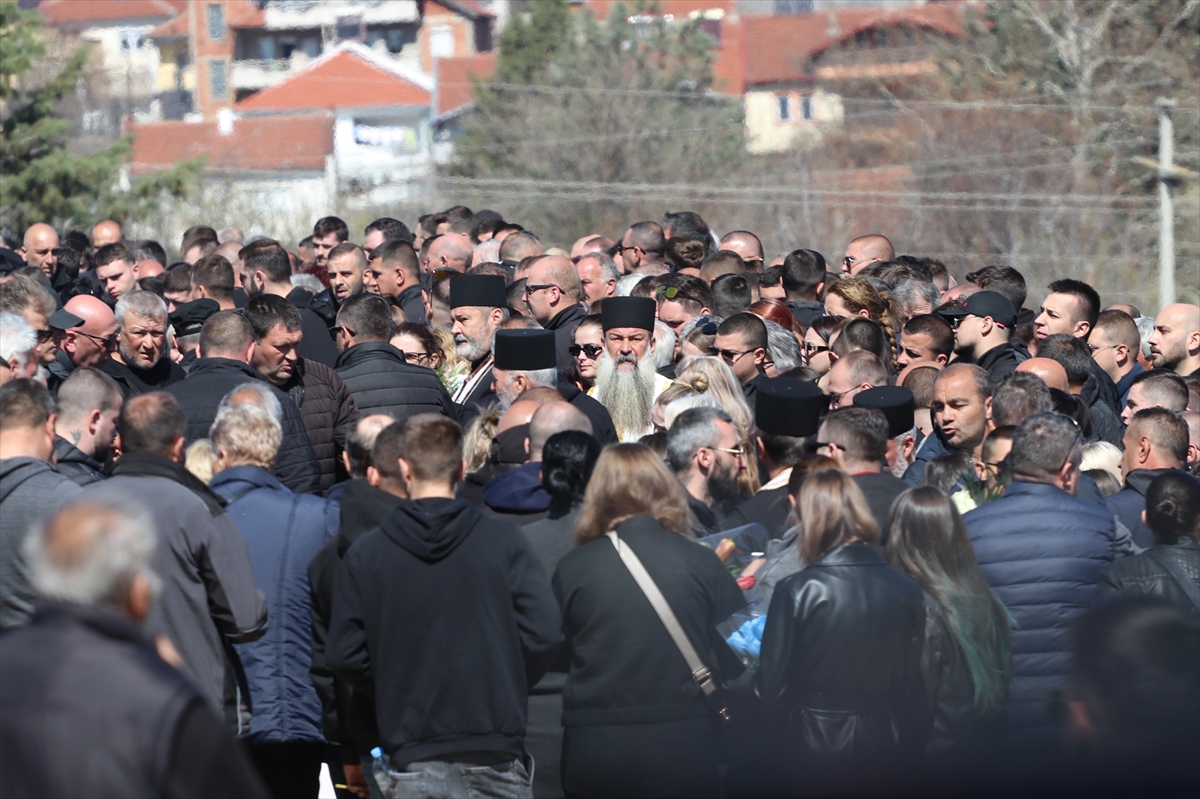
[
  {"left": 984, "top": 396, "right": 993, "bottom": 422},
  {"left": 86, "top": 407, "right": 103, "bottom": 436},
  {"left": 1074, "top": 320, "right": 1091, "bottom": 340},
  {"left": 127, "top": 573, "right": 152, "bottom": 622},
  {"left": 342, "top": 451, "right": 353, "bottom": 474},
  {"left": 44, "top": 412, "right": 57, "bottom": 445},
  {"left": 244, "top": 340, "right": 256, "bottom": 363},
  {"left": 814, "top": 281, "right": 825, "bottom": 298},
  {"left": 366, "top": 465, "right": 382, "bottom": 488},
  {"left": 398, "top": 457, "right": 413, "bottom": 487},
  {"left": 1137, "top": 435, "right": 1152, "bottom": 464},
  {"left": 170, "top": 436, "right": 186, "bottom": 464}
]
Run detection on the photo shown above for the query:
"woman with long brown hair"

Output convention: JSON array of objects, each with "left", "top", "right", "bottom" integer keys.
[
  {"left": 825, "top": 276, "right": 901, "bottom": 370},
  {"left": 758, "top": 470, "right": 927, "bottom": 789},
  {"left": 887, "top": 486, "right": 1011, "bottom": 771},
  {"left": 553, "top": 444, "right": 746, "bottom": 798}
]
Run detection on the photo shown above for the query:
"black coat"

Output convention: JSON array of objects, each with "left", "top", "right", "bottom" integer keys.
[
  {"left": 0, "top": 603, "right": 268, "bottom": 799},
  {"left": 335, "top": 342, "right": 456, "bottom": 424},
  {"left": 395, "top": 283, "right": 427, "bottom": 325},
  {"left": 308, "top": 287, "right": 338, "bottom": 332},
  {"left": 552, "top": 515, "right": 746, "bottom": 728},
  {"left": 555, "top": 378, "right": 619, "bottom": 445},
  {"left": 52, "top": 435, "right": 106, "bottom": 486},
  {"left": 854, "top": 470, "right": 911, "bottom": 545},
  {"left": 100, "top": 355, "right": 185, "bottom": 398},
  {"left": 976, "top": 340, "right": 1028, "bottom": 387},
  {"left": 758, "top": 544, "right": 927, "bottom": 778},
  {"left": 723, "top": 485, "right": 791, "bottom": 539},
  {"left": 287, "top": 287, "right": 340, "bottom": 368},
  {"left": 1105, "top": 468, "right": 1173, "bottom": 550},
  {"left": 165, "top": 357, "right": 321, "bottom": 495},
  {"left": 544, "top": 303, "right": 587, "bottom": 373},
  {"left": 282, "top": 358, "right": 360, "bottom": 492},
  {"left": 327, "top": 497, "right": 561, "bottom": 764},
  {"left": 1099, "top": 537, "right": 1200, "bottom": 613}
]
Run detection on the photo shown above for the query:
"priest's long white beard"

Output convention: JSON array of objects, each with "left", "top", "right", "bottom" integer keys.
[{"left": 594, "top": 351, "right": 657, "bottom": 440}]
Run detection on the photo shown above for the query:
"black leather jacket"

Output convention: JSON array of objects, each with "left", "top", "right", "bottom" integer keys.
[
  {"left": 1099, "top": 538, "right": 1200, "bottom": 613},
  {"left": 758, "top": 544, "right": 928, "bottom": 775},
  {"left": 920, "top": 596, "right": 1005, "bottom": 769}
]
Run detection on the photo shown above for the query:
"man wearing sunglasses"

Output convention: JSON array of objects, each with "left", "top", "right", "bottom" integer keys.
[
  {"left": 840, "top": 234, "right": 893, "bottom": 276},
  {"left": 524, "top": 256, "right": 588, "bottom": 372},
  {"left": 616, "top": 222, "right": 668, "bottom": 275},
  {"left": 713, "top": 314, "right": 770, "bottom": 406},
  {"left": 654, "top": 275, "right": 712, "bottom": 341},
  {"left": 938, "top": 291, "right": 1028, "bottom": 386}
]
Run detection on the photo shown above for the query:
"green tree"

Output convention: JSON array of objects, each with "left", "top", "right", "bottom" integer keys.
[
  {"left": 0, "top": 4, "right": 201, "bottom": 234},
  {"left": 448, "top": 1, "right": 746, "bottom": 239}
]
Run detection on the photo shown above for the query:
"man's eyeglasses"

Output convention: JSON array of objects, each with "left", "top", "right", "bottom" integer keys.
[
  {"left": 1087, "top": 343, "right": 1116, "bottom": 353},
  {"left": 656, "top": 285, "right": 702, "bottom": 305},
  {"left": 713, "top": 445, "right": 745, "bottom": 459},
  {"left": 826, "top": 387, "right": 857, "bottom": 406},
  {"left": 524, "top": 283, "right": 559, "bottom": 297},
  {"left": 569, "top": 344, "right": 603, "bottom": 359},
  {"left": 815, "top": 439, "right": 844, "bottom": 453},
  {"left": 33, "top": 328, "right": 53, "bottom": 343},
  {"left": 842, "top": 256, "right": 858, "bottom": 269},
  {"left": 77, "top": 330, "right": 116, "bottom": 349},
  {"left": 333, "top": 325, "right": 356, "bottom": 337},
  {"left": 430, "top": 269, "right": 460, "bottom": 281},
  {"left": 711, "top": 347, "right": 754, "bottom": 363}
]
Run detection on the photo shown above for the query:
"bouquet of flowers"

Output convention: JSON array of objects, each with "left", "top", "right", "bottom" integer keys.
[{"left": 698, "top": 523, "right": 769, "bottom": 591}]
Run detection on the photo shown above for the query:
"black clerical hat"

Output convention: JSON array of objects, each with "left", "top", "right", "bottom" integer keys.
[
  {"left": 854, "top": 386, "right": 916, "bottom": 438},
  {"left": 169, "top": 299, "right": 220, "bottom": 338},
  {"left": 493, "top": 328, "right": 557, "bottom": 371},
  {"left": 755, "top": 378, "right": 829, "bottom": 438},
  {"left": 449, "top": 274, "right": 507, "bottom": 308},
  {"left": 600, "top": 296, "right": 656, "bottom": 331}
]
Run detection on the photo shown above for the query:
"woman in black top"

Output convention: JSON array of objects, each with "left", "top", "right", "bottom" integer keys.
[
  {"left": 887, "top": 486, "right": 1011, "bottom": 773},
  {"left": 758, "top": 469, "right": 927, "bottom": 790},
  {"left": 552, "top": 444, "right": 746, "bottom": 798}
]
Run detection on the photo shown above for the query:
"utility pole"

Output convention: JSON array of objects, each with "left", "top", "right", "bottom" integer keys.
[{"left": 1158, "top": 98, "right": 1176, "bottom": 308}]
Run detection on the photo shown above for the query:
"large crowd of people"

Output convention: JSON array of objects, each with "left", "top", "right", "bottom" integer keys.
[{"left": 0, "top": 209, "right": 1198, "bottom": 799}]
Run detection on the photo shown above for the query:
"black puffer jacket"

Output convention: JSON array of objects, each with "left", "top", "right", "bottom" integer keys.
[
  {"left": 1099, "top": 537, "right": 1200, "bottom": 613},
  {"left": 166, "top": 357, "right": 321, "bottom": 494},
  {"left": 283, "top": 358, "right": 360, "bottom": 492},
  {"left": 758, "top": 544, "right": 928, "bottom": 779},
  {"left": 335, "top": 342, "right": 456, "bottom": 423}
]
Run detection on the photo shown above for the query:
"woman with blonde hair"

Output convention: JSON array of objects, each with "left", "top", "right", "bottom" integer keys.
[
  {"left": 554, "top": 444, "right": 747, "bottom": 797},
  {"left": 825, "top": 276, "right": 901, "bottom": 369},
  {"left": 663, "top": 355, "right": 758, "bottom": 495},
  {"left": 758, "top": 469, "right": 927, "bottom": 788}
]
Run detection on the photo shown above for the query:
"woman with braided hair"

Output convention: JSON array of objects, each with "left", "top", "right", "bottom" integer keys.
[{"left": 825, "top": 276, "right": 902, "bottom": 371}]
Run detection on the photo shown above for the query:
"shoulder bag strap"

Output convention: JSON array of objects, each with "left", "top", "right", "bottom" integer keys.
[
  {"left": 1144, "top": 548, "right": 1200, "bottom": 612},
  {"left": 606, "top": 531, "right": 718, "bottom": 697}
]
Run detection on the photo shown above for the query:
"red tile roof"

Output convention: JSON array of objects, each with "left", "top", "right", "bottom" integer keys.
[
  {"left": 741, "top": 4, "right": 967, "bottom": 86},
  {"left": 435, "top": 52, "right": 497, "bottom": 117},
  {"left": 236, "top": 46, "right": 432, "bottom": 112},
  {"left": 147, "top": 9, "right": 187, "bottom": 39},
  {"left": 39, "top": 0, "right": 183, "bottom": 26},
  {"left": 129, "top": 112, "right": 334, "bottom": 174}
]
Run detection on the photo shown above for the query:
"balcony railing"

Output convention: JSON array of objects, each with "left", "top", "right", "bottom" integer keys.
[{"left": 230, "top": 59, "right": 295, "bottom": 90}]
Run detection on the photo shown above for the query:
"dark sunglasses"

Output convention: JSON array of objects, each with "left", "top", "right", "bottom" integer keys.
[
  {"left": 656, "top": 285, "right": 702, "bottom": 305},
  {"left": 34, "top": 328, "right": 54, "bottom": 343},
  {"left": 692, "top": 316, "right": 719, "bottom": 335},
  {"left": 802, "top": 342, "right": 829, "bottom": 355},
  {"left": 569, "top": 344, "right": 604, "bottom": 358}
]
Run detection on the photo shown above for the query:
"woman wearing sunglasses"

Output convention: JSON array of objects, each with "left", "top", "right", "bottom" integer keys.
[
  {"left": 568, "top": 314, "right": 604, "bottom": 391},
  {"left": 802, "top": 315, "right": 842, "bottom": 377}
]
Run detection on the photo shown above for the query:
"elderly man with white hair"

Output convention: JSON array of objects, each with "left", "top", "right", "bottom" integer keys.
[
  {"left": 0, "top": 312, "right": 38, "bottom": 385},
  {"left": 207, "top": 386, "right": 339, "bottom": 798},
  {"left": 590, "top": 297, "right": 671, "bottom": 442},
  {"left": 0, "top": 502, "right": 269, "bottom": 798}
]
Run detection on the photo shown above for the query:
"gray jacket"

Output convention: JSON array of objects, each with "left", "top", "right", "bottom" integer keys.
[
  {"left": 0, "top": 458, "right": 82, "bottom": 629},
  {"left": 75, "top": 459, "right": 268, "bottom": 726}
]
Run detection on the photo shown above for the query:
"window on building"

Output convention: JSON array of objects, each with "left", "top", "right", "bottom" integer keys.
[
  {"left": 119, "top": 29, "right": 142, "bottom": 52},
  {"left": 258, "top": 37, "right": 276, "bottom": 60},
  {"left": 211, "top": 60, "right": 228, "bottom": 100},
  {"left": 800, "top": 94, "right": 813, "bottom": 121},
  {"left": 386, "top": 29, "right": 405, "bottom": 54},
  {"left": 337, "top": 14, "right": 363, "bottom": 42},
  {"left": 696, "top": 19, "right": 721, "bottom": 45},
  {"left": 207, "top": 5, "right": 225, "bottom": 41},
  {"left": 777, "top": 94, "right": 791, "bottom": 122},
  {"left": 430, "top": 26, "right": 454, "bottom": 59},
  {"left": 302, "top": 37, "right": 320, "bottom": 58},
  {"left": 773, "top": 0, "right": 814, "bottom": 13},
  {"left": 280, "top": 38, "right": 296, "bottom": 59}
]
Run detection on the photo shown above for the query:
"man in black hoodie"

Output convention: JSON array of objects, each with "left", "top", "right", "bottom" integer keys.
[{"left": 328, "top": 414, "right": 561, "bottom": 799}]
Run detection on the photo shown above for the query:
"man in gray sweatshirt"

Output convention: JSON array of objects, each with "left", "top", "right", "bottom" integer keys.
[{"left": 0, "top": 379, "right": 81, "bottom": 629}]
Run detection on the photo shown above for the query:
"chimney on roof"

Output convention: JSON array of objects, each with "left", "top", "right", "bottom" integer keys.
[
  {"left": 826, "top": 9, "right": 840, "bottom": 37},
  {"left": 217, "top": 108, "right": 235, "bottom": 136}
]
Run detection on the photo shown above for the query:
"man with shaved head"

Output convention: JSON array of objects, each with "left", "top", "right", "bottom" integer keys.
[
  {"left": 426, "top": 232, "right": 473, "bottom": 274},
  {"left": 90, "top": 220, "right": 123, "bottom": 253},
  {"left": 52, "top": 366, "right": 122, "bottom": 486},
  {"left": 1148, "top": 303, "right": 1200, "bottom": 377},
  {"left": 498, "top": 230, "right": 544, "bottom": 265},
  {"left": 719, "top": 230, "right": 765, "bottom": 272},
  {"left": 1109, "top": 407, "right": 1189, "bottom": 548},
  {"left": 1016, "top": 357, "right": 1070, "bottom": 393},
  {"left": 483, "top": 401, "right": 592, "bottom": 524},
  {"left": 619, "top": 221, "right": 667, "bottom": 275},
  {"left": 20, "top": 223, "right": 58, "bottom": 279},
  {"left": 841, "top": 234, "right": 894, "bottom": 275},
  {"left": 525, "top": 255, "right": 587, "bottom": 370}
]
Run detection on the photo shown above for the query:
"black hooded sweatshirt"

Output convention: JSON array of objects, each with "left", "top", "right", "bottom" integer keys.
[{"left": 326, "top": 496, "right": 562, "bottom": 764}]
